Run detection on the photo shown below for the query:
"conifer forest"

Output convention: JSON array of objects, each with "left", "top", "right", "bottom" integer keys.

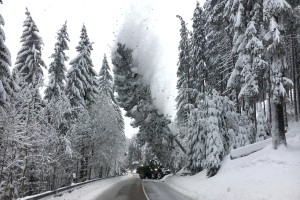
[{"left": 0, "top": 0, "right": 300, "bottom": 199}]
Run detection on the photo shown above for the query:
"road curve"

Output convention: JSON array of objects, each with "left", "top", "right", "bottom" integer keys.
[{"left": 95, "top": 174, "right": 193, "bottom": 200}]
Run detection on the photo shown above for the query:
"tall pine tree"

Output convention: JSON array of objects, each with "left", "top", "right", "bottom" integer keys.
[
  {"left": 98, "top": 53, "right": 124, "bottom": 138},
  {"left": 44, "top": 21, "right": 69, "bottom": 102},
  {"left": 65, "top": 24, "right": 98, "bottom": 181},
  {"left": 65, "top": 24, "right": 98, "bottom": 108},
  {"left": 263, "top": 0, "right": 291, "bottom": 148},
  {"left": 14, "top": 8, "right": 47, "bottom": 197},
  {"left": 0, "top": 0, "right": 14, "bottom": 106}
]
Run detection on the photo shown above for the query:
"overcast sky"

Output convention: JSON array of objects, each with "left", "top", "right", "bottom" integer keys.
[{"left": 0, "top": 0, "right": 204, "bottom": 138}]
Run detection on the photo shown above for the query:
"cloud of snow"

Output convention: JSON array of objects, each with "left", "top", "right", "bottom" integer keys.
[{"left": 113, "top": 0, "right": 198, "bottom": 118}]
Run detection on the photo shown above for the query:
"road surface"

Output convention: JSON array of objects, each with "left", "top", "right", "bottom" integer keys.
[{"left": 95, "top": 174, "right": 193, "bottom": 200}]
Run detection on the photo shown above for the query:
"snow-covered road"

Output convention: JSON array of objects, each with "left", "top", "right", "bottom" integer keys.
[
  {"left": 40, "top": 173, "right": 193, "bottom": 200},
  {"left": 94, "top": 174, "right": 193, "bottom": 200},
  {"left": 143, "top": 178, "right": 194, "bottom": 200}
]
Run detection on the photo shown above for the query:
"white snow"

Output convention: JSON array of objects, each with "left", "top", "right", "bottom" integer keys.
[
  {"left": 34, "top": 175, "right": 132, "bottom": 200},
  {"left": 230, "top": 137, "right": 272, "bottom": 159},
  {"left": 165, "top": 122, "right": 300, "bottom": 200}
]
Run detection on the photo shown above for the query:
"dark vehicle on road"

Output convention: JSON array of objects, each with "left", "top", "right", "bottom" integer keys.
[{"left": 137, "top": 160, "right": 170, "bottom": 179}]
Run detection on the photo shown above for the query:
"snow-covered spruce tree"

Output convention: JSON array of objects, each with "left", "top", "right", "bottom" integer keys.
[
  {"left": 236, "top": 0, "right": 268, "bottom": 141},
  {"left": 13, "top": 8, "right": 48, "bottom": 197},
  {"left": 0, "top": 2, "right": 13, "bottom": 193},
  {"left": 0, "top": 2, "right": 19, "bottom": 193},
  {"left": 112, "top": 43, "right": 173, "bottom": 166},
  {"left": 190, "top": 2, "right": 207, "bottom": 94},
  {"left": 112, "top": 43, "right": 141, "bottom": 119},
  {"left": 204, "top": 0, "right": 234, "bottom": 94},
  {"left": 65, "top": 24, "right": 98, "bottom": 108},
  {"left": 43, "top": 22, "right": 73, "bottom": 190},
  {"left": 44, "top": 21, "right": 69, "bottom": 102},
  {"left": 0, "top": 0, "right": 14, "bottom": 106},
  {"left": 98, "top": 54, "right": 124, "bottom": 131},
  {"left": 225, "top": 0, "right": 247, "bottom": 114},
  {"left": 15, "top": 8, "right": 46, "bottom": 86},
  {"left": 65, "top": 24, "right": 98, "bottom": 181},
  {"left": 99, "top": 54, "right": 114, "bottom": 102},
  {"left": 176, "top": 15, "right": 194, "bottom": 132},
  {"left": 187, "top": 89, "right": 238, "bottom": 175},
  {"left": 205, "top": 91, "right": 224, "bottom": 177},
  {"left": 263, "top": 0, "right": 292, "bottom": 148},
  {"left": 185, "top": 2, "right": 208, "bottom": 173},
  {"left": 187, "top": 93, "right": 207, "bottom": 173},
  {"left": 283, "top": 2, "right": 300, "bottom": 122}
]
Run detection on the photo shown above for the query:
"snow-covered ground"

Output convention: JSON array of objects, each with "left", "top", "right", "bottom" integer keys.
[
  {"left": 165, "top": 122, "right": 300, "bottom": 200},
  {"left": 41, "top": 175, "right": 132, "bottom": 200}
]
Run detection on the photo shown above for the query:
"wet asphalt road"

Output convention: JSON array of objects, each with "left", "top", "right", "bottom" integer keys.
[{"left": 95, "top": 174, "right": 193, "bottom": 200}]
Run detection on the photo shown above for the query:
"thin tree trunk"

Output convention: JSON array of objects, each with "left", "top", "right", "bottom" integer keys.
[
  {"left": 254, "top": 102, "right": 257, "bottom": 143},
  {"left": 271, "top": 101, "right": 287, "bottom": 149},
  {"left": 292, "top": 37, "right": 299, "bottom": 121},
  {"left": 0, "top": 142, "right": 7, "bottom": 186},
  {"left": 9, "top": 170, "right": 13, "bottom": 199},
  {"left": 52, "top": 165, "right": 57, "bottom": 190}
]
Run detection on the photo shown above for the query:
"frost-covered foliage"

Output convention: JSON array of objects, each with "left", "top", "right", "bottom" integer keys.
[
  {"left": 236, "top": 111, "right": 253, "bottom": 147},
  {"left": 205, "top": 94, "right": 224, "bottom": 177},
  {"left": 256, "top": 109, "right": 269, "bottom": 141},
  {"left": 229, "top": 0, "right": 268, "bottom": 116},
  {"left": 65, "top": 25, "right": 98, "bottom": 108},
  {"left": 44, "top": 22, "right": 69, "bottom": 102},
  {"left": 187, "top": 90, "right": 238, "bottom": 176},
  {"left": 0, "top": 0, "right": 14, "bottom": 106},
  {"left": 70, "top": 93, "right": 126, "bottom": 179},
  {"left": 127, "top": 135, "right": 142, "bottom": 166}
]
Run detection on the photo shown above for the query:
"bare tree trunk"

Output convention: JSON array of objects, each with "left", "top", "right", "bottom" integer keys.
[
  {"left": 76, "top": 159, "right": 79, "bottom": 183},
  {"left": 8, "top": 170, "right": 13, "bottom": 199},
  {"left": 254, "top": 102, "right": 257, "bottom": 142},
  {"left": 52, "top": 165, "right": 57, "bottom": 190},
  {"left": 292, "top": 37, "right": 299, "bottom": 121},
  {"left": 0, "top": 142, "right": 7, "bottom": 186},
  {"left": 271, "top": 101, "right": 287, "bottom": 149}
]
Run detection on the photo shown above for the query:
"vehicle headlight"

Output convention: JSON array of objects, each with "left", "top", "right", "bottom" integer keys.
[{"left": 155, "top": 168, "right": 157, "bottom": 171}]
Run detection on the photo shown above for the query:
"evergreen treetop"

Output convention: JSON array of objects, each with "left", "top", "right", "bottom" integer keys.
[
  {"left": 44, "top": 22, "right": 69, "bottom": 102},
  {"left": 15, "top": 8, "right": 46, "bottom": 87},
  {"left": 65, "top": 24, "right": 98, "bottom": 108},
  {"left": 99, "top": 54, "right": 114, "bottom": 102}
]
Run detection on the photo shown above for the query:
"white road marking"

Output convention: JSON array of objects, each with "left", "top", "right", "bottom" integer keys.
[{"left": 142, "top": 179, "right": 151, "bottom": 200}]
